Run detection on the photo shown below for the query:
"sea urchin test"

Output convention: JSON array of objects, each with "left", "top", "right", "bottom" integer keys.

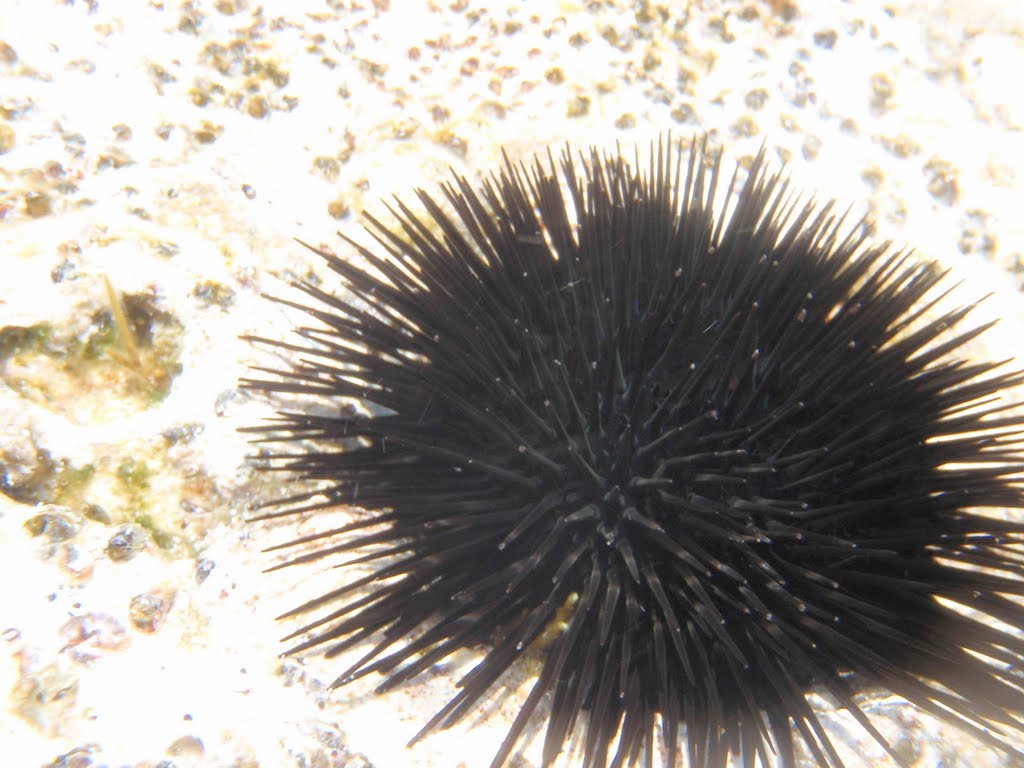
[{"left": 243, "top": 138, "right": 1024, "bottom": 768}]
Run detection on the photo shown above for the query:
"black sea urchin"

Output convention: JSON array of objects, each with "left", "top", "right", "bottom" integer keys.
[{"left": 243, "top": 138, "right": 1024, "bottom": 768}]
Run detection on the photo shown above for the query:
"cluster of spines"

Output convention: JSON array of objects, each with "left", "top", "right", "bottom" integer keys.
[{"left": 244, "top": 137, "right": 1024, "bottom": 768}]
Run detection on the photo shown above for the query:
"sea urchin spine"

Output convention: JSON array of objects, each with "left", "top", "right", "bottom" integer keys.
[{"left": 243, "top": 137, "right": 1024, "bottom": 768}]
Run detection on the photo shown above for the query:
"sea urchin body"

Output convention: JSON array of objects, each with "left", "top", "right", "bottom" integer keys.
[{"left": 244, "top": 138, "right": 1024, "bottom": 768}]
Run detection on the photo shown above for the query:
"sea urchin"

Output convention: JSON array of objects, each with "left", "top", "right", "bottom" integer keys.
[{"left": 243, "top": 138, "right": 1024, "bottom": 768}]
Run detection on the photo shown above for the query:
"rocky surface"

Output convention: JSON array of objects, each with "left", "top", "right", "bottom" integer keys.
[{"left": 2, "top": 1, "right": 1023, "bottom": 766}]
